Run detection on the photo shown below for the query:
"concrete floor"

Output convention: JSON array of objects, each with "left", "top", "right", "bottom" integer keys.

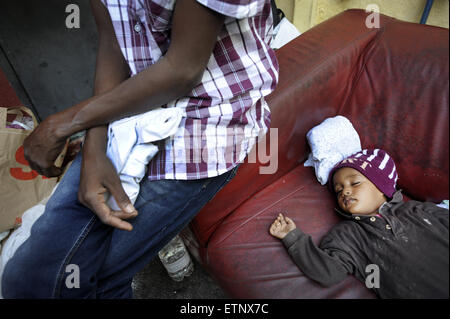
[
  {"left": 132, "top": 257, "right": 228, "bottom": 299},
  {"left": 0, "top": 0, "right": 227, "bottom": 299}
]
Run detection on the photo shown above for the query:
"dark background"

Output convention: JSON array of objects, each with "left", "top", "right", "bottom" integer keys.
[
  {"left": 0, "top": 0, "right": 97, "bottom": 122},
  {"left": 0, "top": 0, "right": 227, "bottom": 299}
]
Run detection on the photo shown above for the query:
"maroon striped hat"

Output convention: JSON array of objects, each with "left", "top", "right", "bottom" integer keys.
[{"left": 328, "top": 149, "right": 398, "bottom": 198}]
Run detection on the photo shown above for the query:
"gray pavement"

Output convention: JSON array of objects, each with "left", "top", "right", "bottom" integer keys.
[
  {"left": 0, "top": 0, "right": 227, "bottom": 299},
  {"left": 133, "top": 257, "right": 228, "bottom": 299}
]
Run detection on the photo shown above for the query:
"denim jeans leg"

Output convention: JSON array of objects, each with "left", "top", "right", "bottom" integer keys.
[
  {"left": 94, "top": 165, "right": 240, "bottom": 298},
  {"left": 1, "top": 148, "right": 240, "bottom": 298}
]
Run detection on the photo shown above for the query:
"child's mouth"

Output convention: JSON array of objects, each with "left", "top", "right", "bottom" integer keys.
[{"left": 344, "top": 198, "right": 356, "bottom": 207}]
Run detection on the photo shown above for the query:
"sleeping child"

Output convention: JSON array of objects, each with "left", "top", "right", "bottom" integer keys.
[{"left": 269, "top": 149, "right": 449, "bottom": 298}]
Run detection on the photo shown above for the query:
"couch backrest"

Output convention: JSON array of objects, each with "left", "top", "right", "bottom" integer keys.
[{"left": 191, "top": 10, "right": 449, "bottom": 246}]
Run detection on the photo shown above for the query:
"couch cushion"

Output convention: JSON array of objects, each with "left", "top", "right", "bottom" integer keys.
[{"left": 204, "top": 164, "right": 376, "bottom": 298}]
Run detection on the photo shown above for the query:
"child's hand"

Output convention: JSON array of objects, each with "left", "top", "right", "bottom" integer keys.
[{"left": 269, "top": 213, "right": 296, "bottom": 239}]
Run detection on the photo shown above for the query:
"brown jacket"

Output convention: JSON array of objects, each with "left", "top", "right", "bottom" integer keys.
[{"left": 282, "top": 191, "right": 449, "bottom": 298}]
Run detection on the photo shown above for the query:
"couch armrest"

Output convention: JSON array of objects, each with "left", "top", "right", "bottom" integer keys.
[{"left": 190, "top": 9, "right": 399, "bottom": 246}]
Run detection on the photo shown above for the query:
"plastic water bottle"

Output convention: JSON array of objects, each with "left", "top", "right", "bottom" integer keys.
[{"left": 158, "top": 235, "right": 194, "bottom": 282}]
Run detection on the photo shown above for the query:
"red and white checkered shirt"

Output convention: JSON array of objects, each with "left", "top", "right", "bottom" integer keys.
[{"left": 101, "top": 0, "right": 279, "bottom": 180}]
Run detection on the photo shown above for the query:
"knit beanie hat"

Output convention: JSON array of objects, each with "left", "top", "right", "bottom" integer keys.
[{"left": 328, "top": 149, "right": 398, "bottom": 198}]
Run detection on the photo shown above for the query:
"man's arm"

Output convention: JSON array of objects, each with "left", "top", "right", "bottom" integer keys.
[
  {"left": 91, "top": 0, "right": 130, "bottom": 96},
  {"left": 23, "top": 0, "right": 225, "bottom": 177},
  {"left": 58, "top": 0, "right": 225, "bottom": 136},
  {"left": 76, "top": 0, "right": 224, "bottom": 230},
  {"left": 83, "top": 0, "right": 131, "bottom": 156},
  {"left": 74, "top": 0, "right": 139, "bottom": 231}
]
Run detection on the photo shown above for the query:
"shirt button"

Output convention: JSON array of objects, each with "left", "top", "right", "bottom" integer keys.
[
  {"left": 370, "top": 217, "right": 376, "bottom": 222},
  {"left": 386, "top": 224, "right": 392, "bottom": 230},
  {"left": 355, "top": 216, "right": 361, "bottom": 220},
  {"left": 134, "top": 23, "right": 142, "bottom": 33}
]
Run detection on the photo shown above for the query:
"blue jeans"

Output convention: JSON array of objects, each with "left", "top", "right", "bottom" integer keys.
[{"left": 2, "top": 153, "right": 239, "bottom": 298}]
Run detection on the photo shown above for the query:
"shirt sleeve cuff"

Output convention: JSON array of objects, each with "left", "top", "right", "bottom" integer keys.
[{"left": 282, "top": 228, "right": 304, "bottom": 248}]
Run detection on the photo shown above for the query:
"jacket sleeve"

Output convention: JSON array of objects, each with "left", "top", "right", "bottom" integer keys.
[
  {"left": 421, "top": 202, "right": 449, "bottom": 229},
  {"left": 282, "top": 227, "right": 356, "bottom": 287}
]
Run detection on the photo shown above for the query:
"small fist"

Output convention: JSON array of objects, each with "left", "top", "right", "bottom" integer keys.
[{"left": 269, "top": 213, "right": 296, "bottom": 239}]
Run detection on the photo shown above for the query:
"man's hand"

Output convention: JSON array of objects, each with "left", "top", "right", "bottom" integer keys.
[
  {"left": 22, "top": 96, "right": 97, "bottom": 178},
  {"left": 269, "top": 213, "right": 296, "bottom": 240},
  {"left": 75, "top": 1, "right": 137, "bottom": 232},
  {"left": 78, "top": 144, "right": 138, "bottom": 231},
  {"left": 22, "top": 113, "right": 70, "bottom": 178}
]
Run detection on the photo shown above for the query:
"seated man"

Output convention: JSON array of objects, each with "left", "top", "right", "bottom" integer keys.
[{"left": 2, "top": 0, "right": 278, "bottom": 298}]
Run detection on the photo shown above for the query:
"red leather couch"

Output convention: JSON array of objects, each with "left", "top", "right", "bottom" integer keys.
[{"left": 181, "top": 9, "right": 449, "bottom": 298}]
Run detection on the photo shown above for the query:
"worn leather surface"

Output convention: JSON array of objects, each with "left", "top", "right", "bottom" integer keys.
[{"left": 185, "top": 9, "right": 450, "bottom": 298}]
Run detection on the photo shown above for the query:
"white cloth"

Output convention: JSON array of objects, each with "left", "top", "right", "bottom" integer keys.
[
  {"left": 304, "top": 115, "right": 361, "bottom": 185},
  {"left": 105, "top": 107, "right": 183, "bottom": 210},
  {"left": 270, "top": 17, "right": 301, "bottom": 50}
]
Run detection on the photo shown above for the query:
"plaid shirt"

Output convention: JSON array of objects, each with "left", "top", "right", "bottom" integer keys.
[{"left": 101, "top": 0, "right": 279, "bottom": 180}]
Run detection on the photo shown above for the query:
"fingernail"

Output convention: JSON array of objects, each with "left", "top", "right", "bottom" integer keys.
[{"left": 124, "top": 204, "right": 135, "bottom": 214}]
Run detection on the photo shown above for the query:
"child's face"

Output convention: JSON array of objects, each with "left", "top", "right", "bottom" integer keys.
[{"left": 332, "top": 167, "right": 387, "bottom": 215}]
